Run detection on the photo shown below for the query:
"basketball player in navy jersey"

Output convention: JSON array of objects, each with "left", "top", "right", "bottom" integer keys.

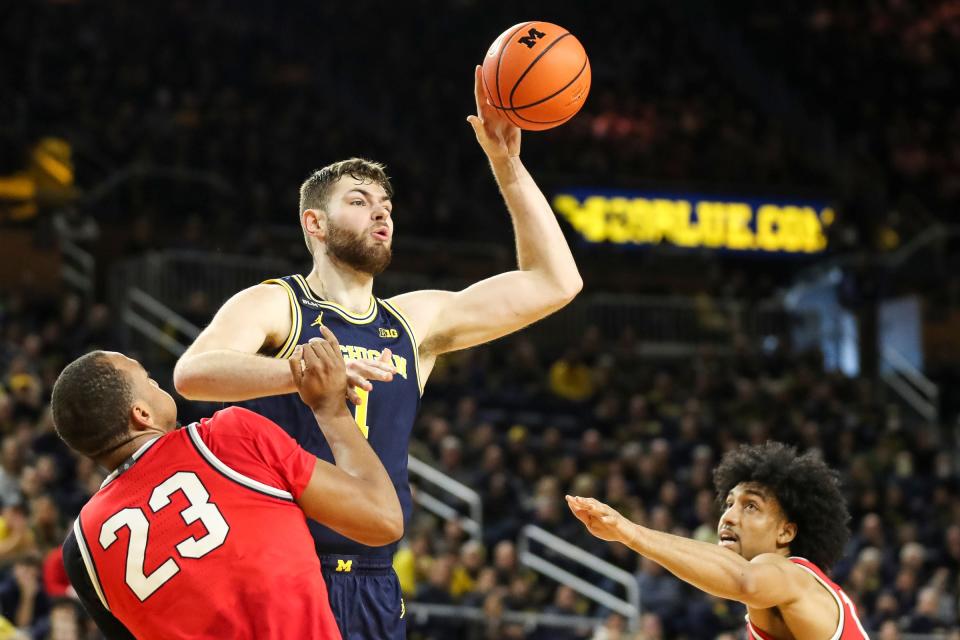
[
  {"left": 568, "top": 442, "right": 870, "bottom": 640},
  {"left": 173, "top": 66, "right": 582, "bottom": 638}
]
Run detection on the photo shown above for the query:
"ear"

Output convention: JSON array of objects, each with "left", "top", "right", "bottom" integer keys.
[
  {"left": 130, "top": 400, "right": 155, "bottom": 432},
  {"left": 302, "top": 208, "right": 327, "bottom": 242},
  {"left": 778, "top": 521, "right": 797, "bottom": 546}
]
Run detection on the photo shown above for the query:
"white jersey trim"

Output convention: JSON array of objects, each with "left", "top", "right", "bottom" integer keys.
[
  {"left": 745, "top": 557, "right": 851, "bottom": 640},
  {"left": 73, "top": 518, "right": 110, "bottom": 612},
  {"left": 100, "top": 437, "right": 161, "bottom": 490},
  {"left": 186, "top": 423, "right": 294, "bottom": 501}
]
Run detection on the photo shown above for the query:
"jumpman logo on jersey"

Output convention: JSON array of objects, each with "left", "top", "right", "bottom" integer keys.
[{"left": 310, "top": 312, "right": 324, "bottom": 328}]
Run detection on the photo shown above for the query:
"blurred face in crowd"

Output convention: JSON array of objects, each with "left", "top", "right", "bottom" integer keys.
[
  {"left": 320, "top": 177, "right": 393, "bottom": 275},
  {"left": 718, "top": 482, "right": 796, "bottom": 561}
]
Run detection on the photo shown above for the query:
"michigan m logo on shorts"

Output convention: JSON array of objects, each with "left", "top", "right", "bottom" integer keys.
[{"left": 335, "top": 559, "right": 352, "bottom": 573}]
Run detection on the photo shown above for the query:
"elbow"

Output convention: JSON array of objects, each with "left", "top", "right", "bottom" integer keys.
[
  {"left": 365, "top": 498, "right": 404, "bottom": 546},
  {"left": 736, "top": 569, "right": 765, "bottom": 607},
  {"left": 379, "top": 499, "right": 405, "bottom": 544},
  {"left": 552, "top": 274, "right": 583, "bottom": 307},
  {"left": 172, "top": 359, "right": 200, "bottom": 399}
]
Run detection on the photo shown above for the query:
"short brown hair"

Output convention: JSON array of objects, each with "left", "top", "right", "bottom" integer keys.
[{"left": 299, "top": 158, "right": 393, "bottom": 253}]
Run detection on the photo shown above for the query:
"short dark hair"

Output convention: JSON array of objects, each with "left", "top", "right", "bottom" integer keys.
[
  {"left": 298, "top": 158, "right": 393, "bottom": 251},
  {"left": 51, "top": 351, "right": 132, "bottom": 457},
  {"left": 713, "top": 441, "right": 850, "bottom": 570}
]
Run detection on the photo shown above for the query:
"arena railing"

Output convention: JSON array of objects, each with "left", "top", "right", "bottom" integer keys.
[
  {"left": 404, "top": 602, "right": 603, "bottom": 635},
  {"left": 518, "top": 524, "right": 640, "bottom": 631},
  {"left": 59, "top": 236, "right": 95, "bottom": 301},
  {"left": 881, "top": 345, "right": 940, "bottom": 423},
  {"left": 122, "top": 287, "right": 200, "bottom": 358},
  {"left": 407, "top": 455, "right": 483, "bottom": 542},
  {"left": 108, "top": 250, "right": 814, "bottom": 358}
]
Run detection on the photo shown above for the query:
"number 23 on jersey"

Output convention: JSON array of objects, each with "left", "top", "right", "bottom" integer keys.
[{"left": 99, "top": 472, "right": 229, "bottom": 601}]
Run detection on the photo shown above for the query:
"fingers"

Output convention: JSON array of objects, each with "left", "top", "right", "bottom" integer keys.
[
  {"left": 289, "top": 347, "right": 304, "bottom": 387},
  {"left": 348, "top": 359, "right": 395, "bottom": 382},
  {"left": 347, "top": 370, "right": 373, "bottom": 392},
  {"left": 303, "top": 338, "right": 322, "bottom": 369},
  {"left": 473, "top": 64, "right": 483, "bottom": 117},
  {"left": 316, "top": 326, "right": 341, "bottom": 362},
  {"left": 565, "top": 495, "right": 607, "bottom": 516},
  {"left": 347, "top": 387, "right": 362, "bottom": 406},
  {"left": 319, "top": 325, "right": 341, "bottom": 352}
]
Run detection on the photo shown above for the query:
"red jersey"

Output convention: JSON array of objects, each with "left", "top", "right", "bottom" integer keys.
[
  {"left": 746, "top": 557, "right": 869, "bottom": 640},
  {"left": 71, "top": 407, "right": 341, "bottom": 640}
]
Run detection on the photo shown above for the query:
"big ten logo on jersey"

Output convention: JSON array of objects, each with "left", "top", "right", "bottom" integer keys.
[{"left": 379, "top": 327, "right": 398, "bottom": 339}]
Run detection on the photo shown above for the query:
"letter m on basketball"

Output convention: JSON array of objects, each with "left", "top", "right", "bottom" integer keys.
[{"left": 518, "top": 27, "right": 546, "bottom": 49}]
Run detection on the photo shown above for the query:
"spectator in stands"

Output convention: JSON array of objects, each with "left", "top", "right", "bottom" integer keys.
[{"left": 0, "top": 554, "right": 49, "bottom": 635}]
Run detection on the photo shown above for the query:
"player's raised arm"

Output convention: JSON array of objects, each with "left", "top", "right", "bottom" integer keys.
[
  {"left": 388, "top": 66, "right": 582, "bottom": 358},
  {"left": 292, "top": 328, "right": 402, "bottom": 546},
  {"left": 565, "top": 496, "right": 810, "bottom": 610}
]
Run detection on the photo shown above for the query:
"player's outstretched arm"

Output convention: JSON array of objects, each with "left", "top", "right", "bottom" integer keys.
[
  {"left": 174, "top": 284, "right": 395, "bottom": 404},
  {"left": 292, "top": 329, "right": 403, "bottom": 545},
  {"left": 388, "top": 66, "right": 582, "bottom": 359},
  {"left": 566, "top": 496, "right": 809, "bottom": 610},
  {"left": 173, "top": 284, "right": 297, "bottom": 401}
]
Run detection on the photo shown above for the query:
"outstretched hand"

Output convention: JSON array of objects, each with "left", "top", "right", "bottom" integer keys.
[
  {"left": 289, "top": 326, "right": 349, "bottom": 417},
  {"left": 467, "top": 65, "right": 521, "bottom": 160},
  {"left": 566, "top": 495, "right": 632, "bottom": 543},
  {"left": 344, "top": 349, "right": 396, "bottom": 406}
]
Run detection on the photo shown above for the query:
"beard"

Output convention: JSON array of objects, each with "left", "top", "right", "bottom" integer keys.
[{"left": 325, "top": 221, "right": 392, "bottom": 276}]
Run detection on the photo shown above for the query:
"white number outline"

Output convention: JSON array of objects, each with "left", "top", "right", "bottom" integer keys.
[{"left": 99, "top": 471, "right": 230, "bottom": 601}]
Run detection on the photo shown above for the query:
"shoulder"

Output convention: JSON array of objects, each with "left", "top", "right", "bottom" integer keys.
[
  {"left": 750, "top": 553, "right": 805, "bottom": 571},
  {"left": 228, "top": 281, "right": 293, "bottom": 309},
  {"left": 386, "top": 290, "right": 454, "bottom": 352},
  {"left": 197, "top": 406, "right": 285, "bottom": 442}
]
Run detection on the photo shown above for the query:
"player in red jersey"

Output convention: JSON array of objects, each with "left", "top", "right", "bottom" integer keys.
[
  {"left": 568, "top": 442, "right": 869, "bottom": 639},
  {"left": 52, "top": 327, "right": 401, "bottom": 639}
]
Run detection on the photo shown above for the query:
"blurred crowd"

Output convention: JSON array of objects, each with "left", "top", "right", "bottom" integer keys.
[
  {"left": 729, "top": 0, "right": 960, "bottom": 245},
  {"left": 1, "top": 290, "right": 959, "bottom": 638},
  {"left": 0, "top": 291, "right": 116, "bottom": 639},
  {"left": 1, "top": 0, "right": 826, "bottom": 249},
  {"left": 3, "top": 1, "right": 960, "bottom": 638}
]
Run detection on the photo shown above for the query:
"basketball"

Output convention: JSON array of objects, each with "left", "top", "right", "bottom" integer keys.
[{"left": 481, "top": 21, "right": 591, "bottom": 131}]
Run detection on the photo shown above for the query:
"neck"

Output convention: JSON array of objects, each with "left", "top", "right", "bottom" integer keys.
[
  {"left": 96, "top": 432, "right": 162, "bottom": 472},
  {"left": 307, "top": 254, "right": 375, "bottom": 314}
]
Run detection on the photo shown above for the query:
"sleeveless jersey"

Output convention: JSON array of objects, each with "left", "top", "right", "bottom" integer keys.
[
  {"left": 746, "top": 557, "right": 869, "bottom": 640},
  {"left": 240, "top": 274, "right": 421, "bottom": 558},
  {"left": 73, "top": 407, "right": 341, "bottom": 640}
]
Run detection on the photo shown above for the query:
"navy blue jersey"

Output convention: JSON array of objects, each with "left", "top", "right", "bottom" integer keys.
[{"left": 239, "top": 274, "right": 421, "bottom": 558}]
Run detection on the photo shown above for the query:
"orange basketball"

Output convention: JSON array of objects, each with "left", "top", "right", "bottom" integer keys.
[{"left": 481, "top": 21, "right": 591, "bottom": 131}]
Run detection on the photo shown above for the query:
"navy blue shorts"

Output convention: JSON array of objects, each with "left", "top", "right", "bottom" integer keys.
[{"left": 321, "top": 555, "right": 406, "bottom": 640}]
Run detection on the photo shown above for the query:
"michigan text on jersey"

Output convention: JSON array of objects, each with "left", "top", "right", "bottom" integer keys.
[{"left": 340, "top": 345, "right": 408, "bottom": 380}]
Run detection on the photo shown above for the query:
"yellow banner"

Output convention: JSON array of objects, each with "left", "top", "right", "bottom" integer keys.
[{"left": 553, "top": 193, "right": 833, "bottom": 254}]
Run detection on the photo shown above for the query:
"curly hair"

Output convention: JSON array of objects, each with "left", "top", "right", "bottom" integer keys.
[
  {"left": 51, "top": 351, "right": 132, "bottom": 457},
  {"left": 713, "top": 441, "right": 850, "bottom": 570}
]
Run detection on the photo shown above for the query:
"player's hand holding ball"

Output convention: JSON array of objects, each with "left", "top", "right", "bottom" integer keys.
[
  {"left": 469, "top": 21, "right": 590, "bottom": 159},
  {"left": 290, "top": 326, "right": 350, "bottom": 418}
]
